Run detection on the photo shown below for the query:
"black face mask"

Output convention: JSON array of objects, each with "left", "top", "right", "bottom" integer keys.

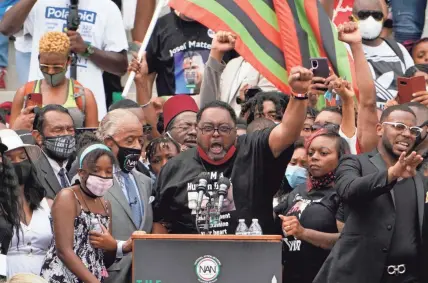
[
  {"left": 111, "top": 138, "right": 142, "bottom": 173},
  {"left": 13, "top": 160, "right": 32, "bottom": 185}
]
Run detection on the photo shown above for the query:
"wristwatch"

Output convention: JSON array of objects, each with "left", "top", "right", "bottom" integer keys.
[{"left": 82, "top": 43, "right": 95, "bottom": 57}]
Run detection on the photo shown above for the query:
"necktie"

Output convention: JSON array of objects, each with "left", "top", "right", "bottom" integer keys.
[
  {"left": 58, "top": 168, "right": 69, "bottom": 188},
  {"left": 123, "top": 173, "right": 143, "bottom": 227}
]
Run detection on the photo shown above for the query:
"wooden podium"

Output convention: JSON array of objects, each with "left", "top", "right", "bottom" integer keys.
[{"left": 132, "top": 232, "right": 282, "bottom": 283}]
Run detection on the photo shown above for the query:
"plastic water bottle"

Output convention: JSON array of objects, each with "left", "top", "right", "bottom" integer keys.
[
  {"left": 248, "top": 219, "right": 263, "bottom": 235},
  {"left": 90, "top": 218, "right": 102, "bottom": 233},
  {"left": 235, "top": 219, "right": 249, "bottom": 235}
]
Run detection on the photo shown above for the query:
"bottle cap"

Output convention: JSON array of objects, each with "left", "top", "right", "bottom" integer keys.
[
  {"left": 238, "top": 219, "right": 245, "bottom": 222},
  {"left": 252, "top": 218, "right": 258, "bottom": 222}
]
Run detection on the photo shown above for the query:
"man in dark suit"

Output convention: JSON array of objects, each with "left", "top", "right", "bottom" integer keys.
[
  {"left": 315, "top": 104, "right": 426, "bottom": 283},
  {"left": 32, "top": 105, "right": 76, "bottom": 199},
  {"left": 96, "top": 108, "right": 153, "bottom": 283}
]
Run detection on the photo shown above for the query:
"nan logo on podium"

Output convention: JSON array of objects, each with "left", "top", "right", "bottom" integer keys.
[{"left": 194, "top": 255, "right": 221, "bottom": 283}]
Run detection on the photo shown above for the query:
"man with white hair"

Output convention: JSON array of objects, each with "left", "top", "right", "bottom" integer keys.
[{"left": 96, "top": 109, "right": 153, "bottom": 283}]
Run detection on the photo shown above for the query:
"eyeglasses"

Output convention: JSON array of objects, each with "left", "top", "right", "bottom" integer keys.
[
  {"left": 357, "top": 10, "right": 384, "bottom": 21},
  {"left": 39, "top": 63, "right": 67, "bottom": 74},
  {"left": 311, "top": 122, "right": 340, "bottom": 133},
  {"left": 198, "top": 125, "right": 233, "bottom": 135},
  {"left": 382, "top": 122, "right": 423, "bottom": 137}
]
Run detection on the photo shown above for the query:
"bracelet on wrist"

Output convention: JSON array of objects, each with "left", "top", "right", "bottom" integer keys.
[{"left": 291, "top": 91, "right": 309, "bottom": 100}]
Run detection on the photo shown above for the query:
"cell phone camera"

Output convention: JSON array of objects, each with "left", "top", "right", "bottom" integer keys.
[{"left": 311, "top": 60, "right": 319, "bottom": 69}]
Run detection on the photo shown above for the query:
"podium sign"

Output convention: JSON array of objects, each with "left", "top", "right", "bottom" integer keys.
[{"left": 132, "top": 234, "right": 282, "bottom": 283}]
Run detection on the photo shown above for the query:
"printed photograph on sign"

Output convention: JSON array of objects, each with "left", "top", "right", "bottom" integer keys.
[{"left": 174, "top": 50, "right": 209, "bottom": 94}]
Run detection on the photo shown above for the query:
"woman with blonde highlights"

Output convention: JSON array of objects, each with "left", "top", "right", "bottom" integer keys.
[{"left": 10, "top": 31, "right": 98, "bottom": 129}]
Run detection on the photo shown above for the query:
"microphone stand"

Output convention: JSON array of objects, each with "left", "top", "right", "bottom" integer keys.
[
  {"left": 67, "top": 0, "right": 80, "bottom": 80},
  {"left": 203, "top": 193, "right": 214, "bottom": 234}
]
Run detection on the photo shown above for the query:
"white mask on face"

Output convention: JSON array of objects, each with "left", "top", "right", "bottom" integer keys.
[{"left": 358, "top": 16, "right": 383, "bottom": 41}]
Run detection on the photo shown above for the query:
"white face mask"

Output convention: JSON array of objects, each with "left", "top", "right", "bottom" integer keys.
[{"left": 358, "top": 16, "right": 383, "bottom": 41}]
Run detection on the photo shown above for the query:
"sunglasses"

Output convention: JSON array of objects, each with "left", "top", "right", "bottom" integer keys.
[
  {"left": 382, "top": 122, "right": 423, "bottom": 137},
  {"left": 357, "top": 10, "right": 384, "bottom": 21},
  {"left": 311, "top": 123, "right": 340, "bottom": 133}
]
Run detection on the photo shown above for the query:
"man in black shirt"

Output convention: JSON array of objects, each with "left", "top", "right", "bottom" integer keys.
[
  {"left": 152, "top": 64, "right": 313, "bottom": 235},
  {"left": 146, "top": 10, "right": 237, "bottom": 98},
  {"left": 315, "top": 104, "right": 426, "bottom": 283}
]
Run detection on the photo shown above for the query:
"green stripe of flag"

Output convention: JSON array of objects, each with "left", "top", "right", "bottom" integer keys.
[
  {"left": 190, "top": 0, "right": 289, "bottom": 84},
  {"left": 293, "top": 0, "right": 321, "bottom": 58},
  {"left": 331, "top": 21, "right": 353, "bottom": 82},
  {"left": 248, "top": 0, "right": 279, "bottom": 31}
]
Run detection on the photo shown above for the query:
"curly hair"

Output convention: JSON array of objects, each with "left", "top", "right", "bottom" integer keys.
[
  {"left": 39, "top": 31, "right": 70, "bottom": 55},
  {"left": 0, "top": 153, "right": 21, "bottom": 246},
  {"left": 246, "top": 92, "right": 289, "bottom": 124}
]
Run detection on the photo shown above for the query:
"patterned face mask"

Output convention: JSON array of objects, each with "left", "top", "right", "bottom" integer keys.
[{"left": 43, "top": 135, "right": 76, "bottom": 161}]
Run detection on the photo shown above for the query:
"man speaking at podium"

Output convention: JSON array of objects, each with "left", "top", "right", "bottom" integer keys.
[{"left": 152, "top": 33, "right": 312, "bottom": 235}]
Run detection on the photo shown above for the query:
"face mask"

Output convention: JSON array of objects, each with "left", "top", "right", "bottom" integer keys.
[
  {"left": 358, "top": 16, "right": 383, "bottom": 41},
  {"left": 13, "top": 159, "right": 32, "bottom": 185},
  {"left": 41, "top": 69, "right": 67, "bottom": 87},
  {"left": 285, "top": 165, "right": 308, "bottom": 189},
  {"left": 43, "top": 135, "right": 76, "bottom": 161},
  {"left": 85, "top": 174, "right": 113, "bottom": 197},
  {"left": 111, "top": 138, "right": 141, "bottom": 173}
]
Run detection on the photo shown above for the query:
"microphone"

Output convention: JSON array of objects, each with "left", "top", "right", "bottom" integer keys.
[
  {"left": 217, "top": 177, "right": 231, "bottom": 213},
  {"left": 196, "top": 172, "right": 210, "bottom": 211}
]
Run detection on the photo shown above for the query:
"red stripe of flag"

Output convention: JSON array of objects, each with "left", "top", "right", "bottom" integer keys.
[
  {"left": 234, "top": 1, "right": 282, "bottom": 50},
  {"left": 170, "top": 0, "right": 291, "bottom": 94},
  {"left": 304, "top": 0, "right": 328, "bottom": 59},
  {"left": 273, "top": 0, "right": 304, "bottom": 74}
]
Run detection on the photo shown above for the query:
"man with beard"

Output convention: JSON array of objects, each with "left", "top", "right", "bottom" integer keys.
[
  {"left": 32, "top": 105, "right": 76, "bottom": 199},
  {"left": 315, "top": 104, "right": 425, "bottom": 283},
  {"left": 152, "top": 66, "right": 312, "bottom": 235},
  {"left": 164, "top": 95, "right": 199, "bottom": 151}
]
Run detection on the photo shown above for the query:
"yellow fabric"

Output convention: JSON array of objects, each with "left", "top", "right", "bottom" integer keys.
[{"left": 34, "top": 79, "right": 77, "bottom": 108}]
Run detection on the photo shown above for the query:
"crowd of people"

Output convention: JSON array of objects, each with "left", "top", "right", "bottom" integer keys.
[{"left": 0, "top": 0, "right": 427, "bottom": 283}]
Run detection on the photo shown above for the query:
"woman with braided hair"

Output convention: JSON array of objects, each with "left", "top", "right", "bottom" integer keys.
[{"left": 10, "top": 31, "right": 99, "bottom": 129}]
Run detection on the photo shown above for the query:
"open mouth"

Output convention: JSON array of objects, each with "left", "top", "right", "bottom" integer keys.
[
  {"left": 395, "top": 141, "right": 410, "bottom": 152},
  {"left": 210, "top": 142, "right": 224, "bottom": 155}
]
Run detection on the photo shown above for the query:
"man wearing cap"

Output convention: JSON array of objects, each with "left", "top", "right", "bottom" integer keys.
[{"left": 163, "top": 95, "right": 199, "bottom": 151}]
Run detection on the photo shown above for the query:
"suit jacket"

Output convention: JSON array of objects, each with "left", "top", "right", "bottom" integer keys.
[
  {"left": 104, "top": 169, "right": 153, "bottom": 283},
  {"left": 314, "top": 150, "right": 426, "bottom": 283},
  {"left": 33, "top": 153, "right": 62, "bottom": 199}
]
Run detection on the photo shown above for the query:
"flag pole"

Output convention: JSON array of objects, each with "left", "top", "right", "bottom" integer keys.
[{"left": 122, "top": 0, "right": 168, "bottom": 98}]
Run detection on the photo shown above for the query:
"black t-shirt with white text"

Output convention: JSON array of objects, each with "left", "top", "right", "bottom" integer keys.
[
  {"left": 278, "top": 184, "right": 339, "bottom": 283},
  {"left": 153, "top": 127, "right": 294, "bottom": 235},
  {"left": 146, "top": 12, "right": 237, "bottom": 96}
]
